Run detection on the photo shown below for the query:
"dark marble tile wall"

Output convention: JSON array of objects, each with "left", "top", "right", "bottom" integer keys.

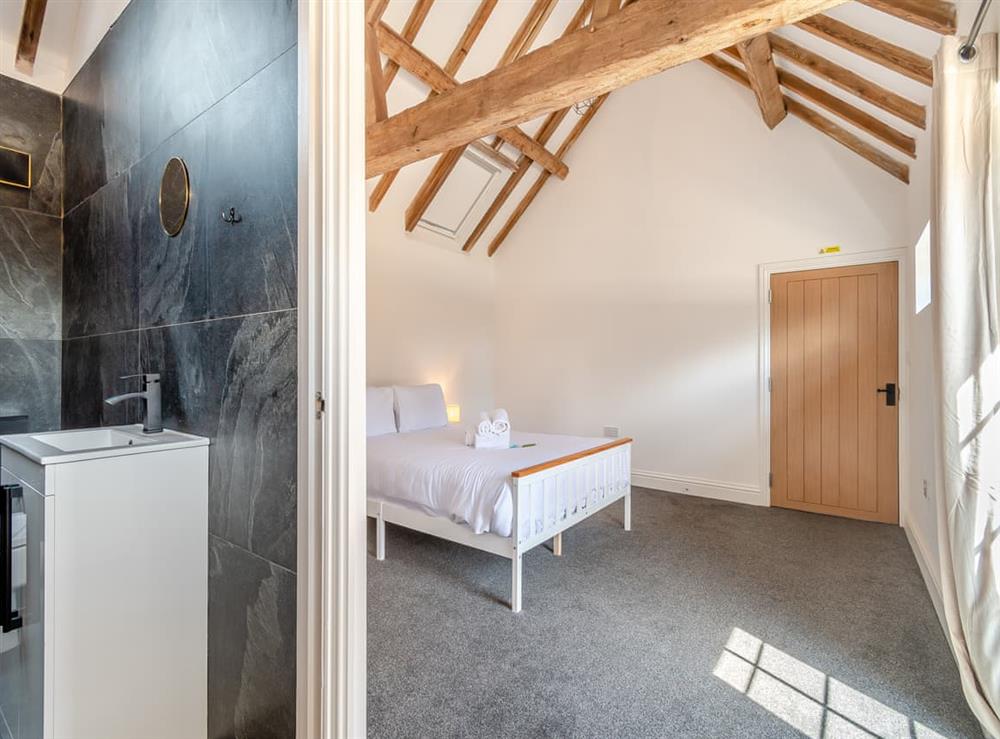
[
  {"left": 0, "top": 76, "right": 63, "bottom": 217},
  {"left": 59, "top": 2, "right": 298, "bottom": 736},
  {"left": 61, "top": 1, "right": 140, "bottom": 215},
  {"left": 0, "top": 340, "right": 61, "bottom": 432},
  {"left": 208, "top": 535, "right": 295, "bottom": 739},
  {"left": 0, "top": 208, "right": 61, "bottom": 339},
  {"left": 0, "top": 74, "right": 63, "bottom": 432},
  {"left": 62, "top": 172, "right": 139, "bottom": 337},
  {"left": 61, "top": 332, "right": 139, "bottom": 429},
  {"left": 140, "top": 311, "right": 297, "bottom": 571}
]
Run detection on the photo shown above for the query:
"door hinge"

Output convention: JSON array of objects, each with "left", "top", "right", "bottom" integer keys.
[
  {"left": 767, "top": 288, "right": 772, "bottom": 304},
  {"left": 768, "top": 377, "right": 772, "bottom": 392},
  {"left": 315, "top": 391, "right": 326, "bottom": 419},
  {"left": 768, "top": 472, "right": 773, "bottom": 488}
]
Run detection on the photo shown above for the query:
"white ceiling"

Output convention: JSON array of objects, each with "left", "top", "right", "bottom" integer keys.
[
  {"left": 373, "top": 0, "right": 997, "bottom": 247},
  {"left": 0, "top": 0, "right": 127, "bottom": 94},
  {"left": 1, "top": 0, "right": 995, "bottom": 98}
]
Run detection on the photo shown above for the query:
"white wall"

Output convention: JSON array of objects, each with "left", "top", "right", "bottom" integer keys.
[
  {"left": 492, "top": 61, "right": 913, "bottom": 503},
  {"left": 365, "top": 7, "right": 998, "bottom": 531},
  {"left": 366, "top": 179, "right": 497, "bottom": 422}
]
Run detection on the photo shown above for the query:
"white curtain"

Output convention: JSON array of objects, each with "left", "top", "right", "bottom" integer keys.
[{"left": 933, "top": 33, "right": 1000, "bottom": 739}]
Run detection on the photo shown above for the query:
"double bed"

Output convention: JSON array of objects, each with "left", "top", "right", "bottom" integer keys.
[{"left": 367, "top": 416, "right": 633, "bottom": 612}]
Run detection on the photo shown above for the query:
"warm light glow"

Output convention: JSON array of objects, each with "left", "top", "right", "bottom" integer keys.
[
  {"left": 446, "top": 404, "right": 461, "bottom": 424},
  {"left": 714, "top": 627, "right": 949, "bottom": 739}
]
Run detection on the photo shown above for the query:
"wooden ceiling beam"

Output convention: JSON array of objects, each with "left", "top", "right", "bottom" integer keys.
[
  {"left": 401, "top": 0, "right": 567, "bottom": 231},
  {"left": 365, "top": 22, "right": 388, "bottom": 125},
  {"left": 468, "top": 140, "right": 518, "bottom": 170},
  {"left": 592, "top": 0, "right": 621, "bottom": 22},
  {"left": 500, "top": 0, "right": 560, "bottom": 68},
  {"left": 382, "top": 0, "right": 435, "bottom": 89},
  {"left": 768, "top": 34, "right": 925, "bottom": 129},
  {"left": 404, "top": 147, "right": 465, "bottom": 232},
  {"left": 465, "top": 2, "right": 597, "bottom": 251},
  {"left": 703, "top": 54, "right": 908, "bottom": 183},
  {"left": 736, "top": 35, "right": 787, "bottom": 129},
  {"left": 858, "top": 0, "right": 956, "bottom": 35},
  {"left": 488, "top": 95, "right": 610, "bottom": 257},
  {"left": 377, "top": 21, "right": 568, "bottom": 180},
  {"left": 722, "top": 47, "right": 914, "bottom": 157},
  {"left": 786, "top": 96, "right": 908, "bottom": 182},
  {"left": 366, "top": 0, "right": 847, "bottom": 179},
  {"left": 387, "top": 0, "right": 578, "bottom": 231},
  {"left": 798, "top": 14, "right": 933, "bottom": 86},
  {"left": 463, "top": 107, "right": 571, "bottom": 253},
  {"left": 15, "top": 0, "right": 48, "bottom": 74},
  {"left": 365, "top": 0, "right": 390, "bottom": 25},
  {"left": 369, "top": 0, "right": 497, "bottom": 212},
  {"left": 777, "top": 67, "right": 915, "bottom": 157},
  {"left": 487, "top": 0, "right": 561, "bottom": 150}
]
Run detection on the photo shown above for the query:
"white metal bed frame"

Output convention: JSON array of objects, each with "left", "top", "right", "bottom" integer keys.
[{"left": 367, "top": 437, "right": 632, "bottom": 612}]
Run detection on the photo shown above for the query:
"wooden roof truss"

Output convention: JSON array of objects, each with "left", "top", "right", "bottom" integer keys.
[{"left": 365, "top": 0, "right": 955, "bottom": 256}]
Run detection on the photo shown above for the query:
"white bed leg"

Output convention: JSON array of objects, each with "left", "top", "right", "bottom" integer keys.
[
  {"left": 511, "top": 553, "right": 523, "bottom": 613},
  {"left": 624, "top": 488, "right": 632, "bottom": 531},
  {"left": 376, "top": 513, "right": 386, "bottom": 561},
  {"left": 552, "top": 533, "right": 562, "bottom": 557}
]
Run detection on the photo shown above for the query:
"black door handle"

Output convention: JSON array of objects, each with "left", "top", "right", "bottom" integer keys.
[
  {"left": 877, "top": 383, "right": 897, "bottom": 406},
  {"left": 1, "top": 484, "right": 23, "bottom": 633}
]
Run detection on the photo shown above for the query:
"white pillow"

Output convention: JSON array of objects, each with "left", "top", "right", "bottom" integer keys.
[
  {"left": 394, "top": 384, "right": 448, "bottom": 433},
  {"left": 366, "top": 386, "right": 397, "bottom": 436}
]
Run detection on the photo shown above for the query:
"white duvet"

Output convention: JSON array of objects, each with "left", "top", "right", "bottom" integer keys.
[{"left": 366, "top": 427, "right": 615, "bottom": 538}]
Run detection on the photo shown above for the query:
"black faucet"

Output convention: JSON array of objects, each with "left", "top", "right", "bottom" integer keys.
[{"left": 105, "top": 373, "right": 163, "bottom": 433}]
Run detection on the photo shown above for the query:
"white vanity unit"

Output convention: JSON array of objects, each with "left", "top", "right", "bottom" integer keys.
[{"left": 0, "top": 426, "right": 209, "bottom": 739}]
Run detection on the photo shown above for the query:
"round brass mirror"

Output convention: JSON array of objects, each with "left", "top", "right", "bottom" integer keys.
[{"left": 159, "top": 157, "right": 190, "bottom": 237}]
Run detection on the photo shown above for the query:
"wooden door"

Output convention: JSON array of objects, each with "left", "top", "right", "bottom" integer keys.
[{"left": 770, "top": 262, "right": 899, "bottom": 523}]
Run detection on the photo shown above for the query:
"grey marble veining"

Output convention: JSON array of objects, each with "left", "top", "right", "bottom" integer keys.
[
  {"left": 138, "top": 0, "right": 296, "bottom": 158},
  {"left": 62, "top": 1, "right": 141, "bottom": 214},
  {"left": 57, "top": 3, "right": 300, "bottom": 730},
  {"left": 0, "top": 208, "right": 61, "bottom": 340},
  {"left": 0, "top": 75, "right": 63, "bottom": 217},
  {"left": 0, "top": 339, "right": 60, "bottom": 432},
  {"left": 208, "top": 535, "right": 295, "bottom": 739},
  {"left": 62, "top": 173, "right": 139, "bottom": 338},
  {"left": 204, "top": 49, "right": 297, "bottom": 320},
  {"left": 140, "top": 311, "right": 297, "bottom": 570},
  {"left": 29, "top": 132, "right": 63, "bottom": 217},
  {"left": 136, "top": 115, "right": 209, "bottom": 327},
  {"left": 61, "top": 332, "right": 139, "bottom": 429}
]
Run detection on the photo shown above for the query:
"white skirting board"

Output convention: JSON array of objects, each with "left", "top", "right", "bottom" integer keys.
[
  {"left": 631, "top": 470, "right": 764, "bottom": 507},
  {"left": 904, "top": 523, "right": 947, "bottom": 636}
]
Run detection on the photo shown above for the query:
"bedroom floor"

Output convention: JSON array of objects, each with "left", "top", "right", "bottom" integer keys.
[{"left": 367, "top": 489, "right": 980, "bottom": 738}]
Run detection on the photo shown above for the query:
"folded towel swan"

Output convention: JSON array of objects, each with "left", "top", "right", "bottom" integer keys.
[
  {"left": 470, "top": 409, "right": 511, "bottom": 449},
  {"left": 491, "top": 408, "right": 510, "bottom": 435}
]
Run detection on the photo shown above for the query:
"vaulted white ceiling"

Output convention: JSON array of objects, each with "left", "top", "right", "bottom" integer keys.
[
  {"left": 369, "top": 0, "right": 997, "bottom": 256},
  {"left": 0, "top": 0, "right": 128, "bottom": 93}
]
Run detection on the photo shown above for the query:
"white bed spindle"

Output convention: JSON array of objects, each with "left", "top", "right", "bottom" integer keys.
[{"left": 371, "top": 437, "right": 633, "bottom": 612}]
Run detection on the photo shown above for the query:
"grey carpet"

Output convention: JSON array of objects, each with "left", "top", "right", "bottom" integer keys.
[{"left": 367, "top": 488, "right": 981, "bottom": 738}]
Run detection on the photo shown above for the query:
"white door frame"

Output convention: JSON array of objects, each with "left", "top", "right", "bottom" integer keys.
[
  {"left": 296, "top": 1, "right": 367, "bottom": 738},
  {"left": 757, "top": 248, "right": 911, "bottom": 526}
]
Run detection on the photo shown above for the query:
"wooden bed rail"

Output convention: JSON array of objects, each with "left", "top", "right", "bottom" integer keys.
[{"left": 511, "top": 437, "right": 634, "bottom": 478}]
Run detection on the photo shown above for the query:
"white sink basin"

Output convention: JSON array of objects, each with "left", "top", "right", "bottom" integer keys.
[
  {"left": 31, "top": 428, "right": 159, "bottom": 452},
  {"left": 0, "top": 425, "right": 208, "bottom": 465}
]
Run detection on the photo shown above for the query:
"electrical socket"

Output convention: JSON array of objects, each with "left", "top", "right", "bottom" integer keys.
[{"left": 603, "top": 426, "right": 620, "bottom": 439}]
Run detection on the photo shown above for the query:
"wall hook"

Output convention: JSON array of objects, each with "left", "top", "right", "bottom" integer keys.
[{"left": 221, "top": 207, "right": 242, "bottom": 225}]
